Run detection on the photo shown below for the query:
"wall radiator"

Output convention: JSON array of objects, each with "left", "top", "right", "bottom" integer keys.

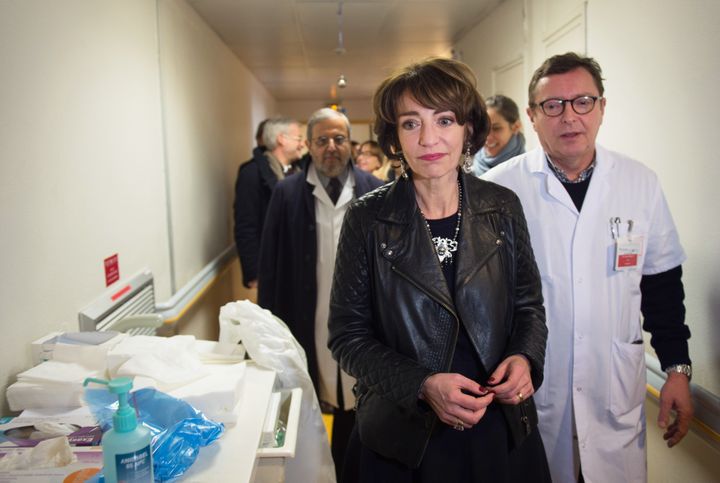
[{"left": 78, "top": 269, "right": 159, "bottom": 335}]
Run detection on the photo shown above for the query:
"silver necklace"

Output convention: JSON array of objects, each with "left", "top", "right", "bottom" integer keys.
[{"left": 420, "top": 179, "right": 462, "bottom": 265}]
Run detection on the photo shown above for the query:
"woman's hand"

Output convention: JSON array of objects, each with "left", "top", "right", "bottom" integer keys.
[
  {"left": 486, "top": 354, "right": 534, "bottom": 405},
  {"left": 420, "top": 373, "right": 494, "bottom": 430}
]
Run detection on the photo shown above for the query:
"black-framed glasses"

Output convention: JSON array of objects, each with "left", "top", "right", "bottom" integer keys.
[
  {"left": 312, "top": 135, "right": 348, "bottom": 148},
  {"left": 533, "top": 96, "right": 601, "bottom": 117}
]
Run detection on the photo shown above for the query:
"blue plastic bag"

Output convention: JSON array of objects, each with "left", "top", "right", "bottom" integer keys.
[{"left": 85, "top": 386, "right": 224, "bottom": 481}]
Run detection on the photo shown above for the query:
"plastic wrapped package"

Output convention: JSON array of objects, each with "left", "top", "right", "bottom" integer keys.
[
  {"left": 84, "top": 386, "right": 224, "bottom": 481},
  {"left": 219, "top": 300, "right": 336, "bottom": 483}
]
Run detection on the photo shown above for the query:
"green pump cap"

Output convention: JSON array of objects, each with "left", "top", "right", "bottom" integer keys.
[{"left": 83, "top": 376, "right": 138, "bottom": 433}]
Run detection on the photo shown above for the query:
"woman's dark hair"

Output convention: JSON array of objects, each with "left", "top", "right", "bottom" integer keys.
[
  {"left": 528, "top": 52, "right": 605, "bottom": 104},
  {"left": 372, "top": 57, "right": 490, "bottom": 160},
  {"left": 486, "top": 95, "right": 521, "bottom": 125}
]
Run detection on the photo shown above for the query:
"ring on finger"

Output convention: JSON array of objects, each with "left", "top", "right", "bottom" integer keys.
[
  {"left": 516, "top": 392, "right": 524, "bottom": 401},
  {"left": 453, "top": 419, "right": 464, "bottom": 431}
]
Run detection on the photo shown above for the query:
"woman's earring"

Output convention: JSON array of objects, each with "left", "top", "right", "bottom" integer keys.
[
  {"left": 398, "top": 152, "right": 409, "bottom": 179},
  {"left": 462, "top": 143, "right": 473, "bottom": 173}
]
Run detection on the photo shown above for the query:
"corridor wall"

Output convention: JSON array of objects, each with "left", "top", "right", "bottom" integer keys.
[{"left": 0, "top": 0, "right": 275, "bottom": 414}]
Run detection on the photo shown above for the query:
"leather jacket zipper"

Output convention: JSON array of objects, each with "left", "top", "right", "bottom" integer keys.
[
  {"left": 391, "top": 266, "right": 460, "bottom": 371},
  {"left": 519, "top": 400, "right": 531, "bottom": 435},
  {"left": 353, "top": 385, "right": 366, "bottom": 412}
]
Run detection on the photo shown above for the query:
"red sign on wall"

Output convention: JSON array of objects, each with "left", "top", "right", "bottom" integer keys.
[{"left": 104, "top": 254, "right": 120, "bottom": 286}]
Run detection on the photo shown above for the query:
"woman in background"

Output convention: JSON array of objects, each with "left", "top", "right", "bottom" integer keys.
[
  {"left": 356, "top": 140, "right": 393, "bottom": 182},
  {"left": 472, "top": 94, "right": 525, "bottom": 176},
  {"left": 328, "top": 58, "right": 550, "bottom": 483}
]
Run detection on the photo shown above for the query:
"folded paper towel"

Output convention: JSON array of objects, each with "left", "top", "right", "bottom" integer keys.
[
  {"left": 6, "top": 360, "right": 101, "bottom": 411},
  {"left": 6, "top": 381, "right": 87, "bottom": 412},
  {"left": 108, "top": 335, "right": 209, "bottom": 391},
  {"left": 13, "top": 360, "right": 99, "bottom": 386},
  {"left": 168, "top": 361, "right": 247, "bottom": 424},
  {"left": 8, "top": 335, "right": 247, "bottom": 416}
]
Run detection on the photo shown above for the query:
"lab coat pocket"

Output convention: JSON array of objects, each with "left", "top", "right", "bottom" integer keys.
[{"left": 610, "top": 339, "right": 646, "bottom": 418}]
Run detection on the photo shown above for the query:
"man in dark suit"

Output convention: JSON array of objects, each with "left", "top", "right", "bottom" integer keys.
[
  {"left": 233, "top": 117, "right": 304, "bottom": 288},
  {"left": 258, "top": 108, "right": 383, "bottom": 480}
]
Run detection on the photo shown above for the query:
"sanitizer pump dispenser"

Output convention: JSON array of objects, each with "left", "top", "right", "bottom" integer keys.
[{"left": 84, "top": 377, "right": 153, "bottom": 482}]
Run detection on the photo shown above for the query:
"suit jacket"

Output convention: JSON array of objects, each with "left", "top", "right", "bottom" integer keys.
[
  {"left": 257, "top": 162, "right": 383, "bottom": 390},
  {"left": 233, "top": 146, "right": 276, "bottom": 287}
]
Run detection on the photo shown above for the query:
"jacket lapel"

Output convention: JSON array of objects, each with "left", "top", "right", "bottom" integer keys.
[
  {"left": 455, "top": 176, "right": 504, "bottom": 286},
  {"left": 376, "top": 178, "right": 455, "bottom": 311}
]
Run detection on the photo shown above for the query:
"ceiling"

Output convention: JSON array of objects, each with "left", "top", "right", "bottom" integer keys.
[{"left": 187, "top": 0, "right": 501, "bottom": 105}]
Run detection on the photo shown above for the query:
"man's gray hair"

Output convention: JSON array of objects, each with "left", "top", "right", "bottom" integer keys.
[
  {"left": 306, "top": 108, "right": 351, "bottom": 141},
  {"left": 262, "top": 117, "right": 298, "bottom": 150}
]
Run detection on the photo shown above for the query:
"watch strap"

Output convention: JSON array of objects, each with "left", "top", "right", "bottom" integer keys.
[{"left": 664, "top": 363, "right": 692, "bottom": 381}]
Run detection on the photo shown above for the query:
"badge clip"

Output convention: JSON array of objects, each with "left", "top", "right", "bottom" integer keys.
[{"left": 613, "top": 217, "right": 642, "bottom": 271}]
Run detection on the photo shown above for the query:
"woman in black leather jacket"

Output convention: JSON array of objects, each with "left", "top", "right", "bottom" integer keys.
[{"left": 328, "top": 58, "right": 551, "bottom": 482}]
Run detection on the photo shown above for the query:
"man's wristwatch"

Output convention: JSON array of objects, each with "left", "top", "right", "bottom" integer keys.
[{"left": 665, "top": 364, "right": 692, "bottom": 381}]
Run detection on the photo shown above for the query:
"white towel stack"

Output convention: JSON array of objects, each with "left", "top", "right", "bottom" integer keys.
[{"left": 6, "top": 334, "right": 247, "bottom": 423}]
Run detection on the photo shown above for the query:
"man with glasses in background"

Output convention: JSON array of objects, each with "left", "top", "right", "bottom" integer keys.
[
  {"left": 234, "top": 117, "right": 304, "bottom": 289},
  {"left": 484, "top": 53, "right": 693, "bottom": 483},
  {"left": 258, "top": 108, "right": 382, "bottom": 480}
]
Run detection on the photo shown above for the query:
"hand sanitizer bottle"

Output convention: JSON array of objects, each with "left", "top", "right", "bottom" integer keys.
[{"left": 84, "top": 377, "right": 153, "bottom": 483}]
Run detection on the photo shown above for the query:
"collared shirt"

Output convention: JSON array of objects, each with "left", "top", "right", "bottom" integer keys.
[
  {"left": 307, "top": 162, "right": 357, "bottom": 410},
  {"left": 315, "top": 168, "right": 349, "bottom": 198},
  {"left": 546, "top": 154, "right": 596, "bottom": 183}
]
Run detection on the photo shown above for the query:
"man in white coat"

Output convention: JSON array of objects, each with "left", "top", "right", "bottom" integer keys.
[{"left": 483, "top": 52, "right": 693, "bottom": 483}]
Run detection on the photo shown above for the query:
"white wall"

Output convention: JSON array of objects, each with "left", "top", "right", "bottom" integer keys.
[
  {"left": 0, "top": 0, "right": 275, "bottom": 414},
  {"left": 456, "top": 0, "right": 527, "bottom": 109},
  {"left": 0, "top": 0, "right": 167, "bottom": 413},
  {"left": 157, "top": 0, "right": 275, "bottom": 290},
  {"left": 456, "top": 0, "right": 720, "bottom": 479},
  {"left": 586, "top": 0, "right": 720, "bottom": 395}
]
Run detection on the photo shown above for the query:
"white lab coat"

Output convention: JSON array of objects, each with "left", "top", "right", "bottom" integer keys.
[
  {"left": 483, "top": 145, "right": 686, "bottom": 483},
  {"left": 308, "top": 164, "right": 357, "bottom": 411}
]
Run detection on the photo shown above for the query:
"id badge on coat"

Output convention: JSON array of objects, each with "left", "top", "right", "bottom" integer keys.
[
  {"left": 610, "top": 217, "right": 642, "bottom": 271},
  {"left": 614, "top": 235, "right": 643, "bottom": 271}
]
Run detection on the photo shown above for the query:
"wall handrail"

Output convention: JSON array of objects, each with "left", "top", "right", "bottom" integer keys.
[{"left": 156, "top": 244, "right": 237, "bottom": 323}]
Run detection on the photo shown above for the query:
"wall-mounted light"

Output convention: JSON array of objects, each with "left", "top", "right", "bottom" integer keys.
[{"left": 337, "top": 74, "right": 347, "bottom": 89}]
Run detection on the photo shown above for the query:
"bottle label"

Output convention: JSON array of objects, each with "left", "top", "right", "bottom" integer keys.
[{"left": 115, "top": 444, "right": 153, "bottom": 481}]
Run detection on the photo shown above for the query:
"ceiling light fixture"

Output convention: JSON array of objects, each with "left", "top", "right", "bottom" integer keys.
[
  {"left": 337, "top": 74, "right": 347, "bottom": 88},
  {"left": 334, "top": 1, "right": 346, "bottom": 55}
]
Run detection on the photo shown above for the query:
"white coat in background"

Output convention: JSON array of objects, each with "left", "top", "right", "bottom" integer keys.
[{"left": 483, "top": 145, "right": 686, "bottom": 483}]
